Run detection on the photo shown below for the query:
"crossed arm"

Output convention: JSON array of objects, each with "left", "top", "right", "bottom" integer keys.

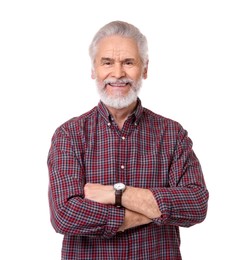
[
  {"left": 49, "top": 125, "right": 208, "bottom": 237},
  {"left": 84, "top": 184, "right": 161, "bottom": 231}
]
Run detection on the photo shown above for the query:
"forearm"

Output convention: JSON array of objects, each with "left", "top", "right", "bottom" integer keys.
[
  {"left": 84, "top": 183, "right": 161, "bottom": 219},
  {"left": 83, "top": 184, "right": 154, "bottom": 232},
  {"left": 122, "top": 186, "right": 161, "bottom": 219},
  {"left": 118, "top": 209, "right": 152, "bottom": 232}
]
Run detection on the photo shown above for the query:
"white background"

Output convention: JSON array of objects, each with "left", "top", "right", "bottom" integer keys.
[{"left": 0, "top": 0, "right": 243, "bottom": 259}]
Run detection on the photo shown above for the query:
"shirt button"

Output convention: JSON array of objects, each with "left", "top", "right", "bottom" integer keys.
[
  {"left": 122, "top": 136, "right": 126, "bottom": 140},
  {"left": 134, "top": 122, "right": 137, "bottom": 126},
  {"left": 107, "top": 122, "right": 111, "bottom": 127},
  {"left": 120, "top": 165, "right": 125, "bottom": 169}
]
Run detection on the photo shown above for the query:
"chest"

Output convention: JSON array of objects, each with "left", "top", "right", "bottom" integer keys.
[{"left": 80, "top": 122, "right": 174, "bottom": 188}]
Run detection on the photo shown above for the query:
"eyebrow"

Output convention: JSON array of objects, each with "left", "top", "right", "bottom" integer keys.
[
  {"left": 100, "top": 57, "right": 136, "bottom": 63},
  {"left": 100, "top": 57, "right": 113, "bottom": 62},
  {"left": 123, "top": 58, "right": 135, "bottom": 63}
]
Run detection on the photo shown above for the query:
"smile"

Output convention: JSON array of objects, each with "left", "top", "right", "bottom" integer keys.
[{"left": 108, "top": 82, "right": 130, "bottom": 87}]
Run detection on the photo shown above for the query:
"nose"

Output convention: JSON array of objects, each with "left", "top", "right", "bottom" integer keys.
[{"left": 112, "top": 63, "right": 126, "bottom": 78}]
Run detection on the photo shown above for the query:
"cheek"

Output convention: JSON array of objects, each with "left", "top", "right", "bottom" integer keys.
[
  {"left": 127, "top": 67, "right": 144, "bottom": 80},
  {"left": 94, "top": 70, "right": 110, "bottom": 82}
]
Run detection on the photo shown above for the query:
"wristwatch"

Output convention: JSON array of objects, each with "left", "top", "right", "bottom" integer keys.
[{"left": 113, "top": 183, "right": 126, "bottom": 208}]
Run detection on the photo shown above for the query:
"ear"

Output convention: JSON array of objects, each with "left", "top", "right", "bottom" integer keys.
[
  {"left": 91, "top": 69, "right": 96, "bottom": 79},
  {"left": 142, "top": 61, "right": 149, "bottom": 79}
]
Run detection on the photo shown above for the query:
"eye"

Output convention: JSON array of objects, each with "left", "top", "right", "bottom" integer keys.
[
  {"left": 106, "top": 61, "right": 112, "bottom": 65},
  {"left": 101, "top": 58, "right": 114, "bottom": 67},
  {"left": 102, "top": 61, "right": 111, "bottom": 66},
  {"left": 123, "top": 59, "right": 134, "bottom": 67}
]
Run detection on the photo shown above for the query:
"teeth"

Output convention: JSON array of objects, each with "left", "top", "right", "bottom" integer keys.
[{"left": 109, "top": 83, "right": 128, "bottom": 87}]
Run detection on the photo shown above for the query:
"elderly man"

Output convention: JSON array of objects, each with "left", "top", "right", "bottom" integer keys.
[{"left": 48, "top": 20, "right": 208, "bottom": 259}]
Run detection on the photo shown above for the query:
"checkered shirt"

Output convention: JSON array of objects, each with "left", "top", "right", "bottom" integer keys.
[{"left": 48, "top": 99, "right": 208, "bottom": 259}]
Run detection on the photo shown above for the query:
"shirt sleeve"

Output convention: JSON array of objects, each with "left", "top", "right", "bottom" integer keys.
[
  {"left": 48, "top": 126, "right": 124, "bottom": 239},
  {"left": 150, "top": 125, "right": 209, "bottom": 227}
]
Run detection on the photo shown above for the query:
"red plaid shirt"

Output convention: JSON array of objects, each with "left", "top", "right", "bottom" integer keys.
[{"left": 48, "top": 99, "right": 208, "bottom": 259}]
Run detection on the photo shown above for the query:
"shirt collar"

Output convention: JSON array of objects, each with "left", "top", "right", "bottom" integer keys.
[{"left": 97, "top": 98, "right": 144, "bottom": 125}]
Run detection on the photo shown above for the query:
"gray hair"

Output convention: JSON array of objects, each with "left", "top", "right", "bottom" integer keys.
[{"left": 89, "top": 21, "right": 149, "bottom": 68}]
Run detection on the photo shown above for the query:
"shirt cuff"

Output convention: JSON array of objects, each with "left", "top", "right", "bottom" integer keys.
[
  {"left": 103, "top": 205, "right": 125, "bottom": 239},
  {"left": 149, "top": 188, "right": 171, "bottom": 225}
]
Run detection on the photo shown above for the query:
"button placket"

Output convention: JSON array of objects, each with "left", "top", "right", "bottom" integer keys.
[{"left": 117, "top": 132, "right": 127, "bottom": 182}]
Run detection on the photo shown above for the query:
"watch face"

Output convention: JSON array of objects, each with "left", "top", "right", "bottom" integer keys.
[{"left": 114, "top": 183, "right": 125, "bottom": 191}]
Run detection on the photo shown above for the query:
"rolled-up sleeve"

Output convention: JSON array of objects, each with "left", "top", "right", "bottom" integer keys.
[
  {"left": 48, "top": 126, "right": 124, "bottom": 239},
  {"left": 150, "top": 125, "right": 209, "bottom": 227}
]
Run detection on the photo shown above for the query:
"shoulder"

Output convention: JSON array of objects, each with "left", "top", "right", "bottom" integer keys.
[
  {"left": 142, "top": 107, "right": 191, "bottom": 149},
  {"left": 54, "top": 106, "right": 98, "bottom": 137},
  {"left": 143, "top": 107, "right": 183, "bottom": 133}
]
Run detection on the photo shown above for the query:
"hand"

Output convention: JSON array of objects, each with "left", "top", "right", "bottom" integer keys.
[{"left": 84, "top": 183, "right": 114, "bottom": 204}]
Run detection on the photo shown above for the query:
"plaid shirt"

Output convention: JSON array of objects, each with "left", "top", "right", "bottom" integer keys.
[{"left": 48, "top": 99, "right": 208, "bottom": 260}]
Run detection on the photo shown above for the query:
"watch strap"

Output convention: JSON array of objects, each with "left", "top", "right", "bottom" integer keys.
[{"left": 115, "top": 190, "right": 123, "bottom": 207}]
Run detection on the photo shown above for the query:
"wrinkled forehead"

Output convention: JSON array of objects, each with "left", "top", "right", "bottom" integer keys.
[{"left": 95, "top": 35, "right": 140, "bottom": 60}]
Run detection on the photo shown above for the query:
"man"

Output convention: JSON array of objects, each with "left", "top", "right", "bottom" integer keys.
[{"left": 48, "top": 21, "right": 208, "bottom": 259}]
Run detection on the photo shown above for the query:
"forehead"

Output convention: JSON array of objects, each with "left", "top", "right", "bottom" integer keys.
[{"left": 96, "top": 35, "right": 140, "bottom": 59}]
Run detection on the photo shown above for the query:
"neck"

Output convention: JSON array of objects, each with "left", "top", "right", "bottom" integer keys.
[{"left": 105, "top": 101, "right": 137, "bottom": 130}]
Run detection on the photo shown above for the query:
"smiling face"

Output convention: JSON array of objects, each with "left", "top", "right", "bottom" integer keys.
[{"left": 92, "top": 35, "right": 148, "bottom": 109}]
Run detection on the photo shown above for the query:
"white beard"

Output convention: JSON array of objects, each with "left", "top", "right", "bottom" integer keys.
[{"left": 96, "top": 77, "right": 142, "bottom": 109}]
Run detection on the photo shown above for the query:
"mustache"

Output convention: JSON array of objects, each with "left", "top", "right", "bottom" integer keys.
[{"left": 103, "top": 78, "right": 134, "bottom": 86}]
